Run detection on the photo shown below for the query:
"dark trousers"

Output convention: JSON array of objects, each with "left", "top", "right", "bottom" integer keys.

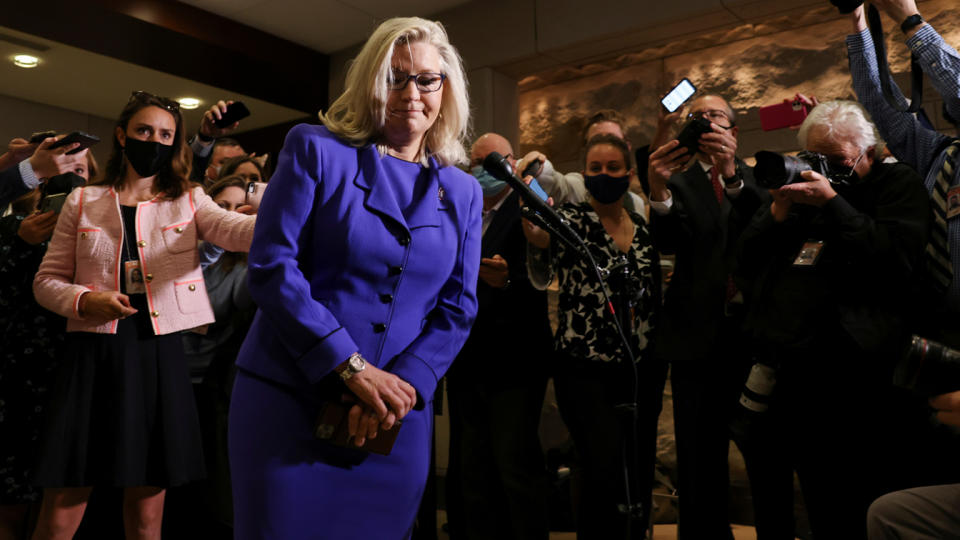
[
  {"left": 553, "top": 354, "right": 667, "bottom": 540},
  {"left": 670, "top": 312, "right": 796, "bottom": 540},
  {"left": 445, "top": 369, "right": 550, "bottom": 540}
]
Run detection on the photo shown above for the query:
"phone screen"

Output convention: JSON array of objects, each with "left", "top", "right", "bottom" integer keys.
[
  {"left": 529, "top": 178, "right": 549, "bottom": 201},
  {"left": 661, "top": 79, "right": 697, "bottom": 113}
]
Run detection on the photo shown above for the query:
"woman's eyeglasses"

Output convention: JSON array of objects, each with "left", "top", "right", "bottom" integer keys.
[
  {"left": 130, "top": 90, "right": 180, "bottom": 113},
  {"left": 388, "top": 71, "right": 446, "bottom": 93}
]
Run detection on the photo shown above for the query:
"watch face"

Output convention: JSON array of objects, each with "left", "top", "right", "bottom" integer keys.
[{"left": 349, "top": 356, "right": 365, "bottom": 372}]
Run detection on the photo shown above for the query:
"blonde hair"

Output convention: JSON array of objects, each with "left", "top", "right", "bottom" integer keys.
[{"left": 319, "top": 17, "right": 470, "bottom": 167}]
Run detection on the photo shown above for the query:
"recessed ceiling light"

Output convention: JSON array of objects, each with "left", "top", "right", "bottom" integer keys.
[
  {"left": 178, "top": 97, "right": 201, "bottom": 109},
  {"left": 13, "top": 54, "right": 39, "bottom": 68}
]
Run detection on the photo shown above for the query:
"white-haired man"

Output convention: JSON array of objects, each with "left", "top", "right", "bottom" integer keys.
[{"left": 736, "top": 100, "right": 931, "bottom": 539}]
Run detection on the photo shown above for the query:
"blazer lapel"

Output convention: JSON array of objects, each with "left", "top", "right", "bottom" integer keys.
[
  {"left": 354, "top": 147, "right": 442, "bottom": 233},
  {"left": 403, "top": 155, "right": 442, "bottom": 230},
  {"left": 355, "top": 144, "right": 408, "bottom": 233}
]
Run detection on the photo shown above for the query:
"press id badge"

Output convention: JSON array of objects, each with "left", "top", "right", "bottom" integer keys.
[
  {"left": 124, "top": 260, "right": 146, "bottom": 294},
  {"left": 793, "top": 240, "right": 824, "bottom": 266}
]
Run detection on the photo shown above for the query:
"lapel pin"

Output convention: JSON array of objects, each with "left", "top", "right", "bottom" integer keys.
[{"left": 438, "top": 186, "right": 445, "bottom": 201}]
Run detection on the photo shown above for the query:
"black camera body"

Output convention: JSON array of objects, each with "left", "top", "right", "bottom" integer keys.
[
  {"left": 829, "top": 0, "right": 863, "bottom": 14},
  {"left": 753, "top": 150, "right": 830, "bottom": 189},
  {"left": 675, "top": 116, "right": 713, "bottom": 157}
]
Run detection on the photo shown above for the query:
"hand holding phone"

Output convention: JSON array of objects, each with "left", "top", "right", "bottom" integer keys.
[
  {"left": 48, "top": 131, "right": 100, "bottom": 155},
  {"left": 244, "top": 181, "right": 268, "bottom": 212},
  {"left": 215, "top": 101, "right": 251, "bottom": 129}
]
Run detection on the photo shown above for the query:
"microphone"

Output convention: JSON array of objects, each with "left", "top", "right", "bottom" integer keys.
[
  {"left": 482, "top": 151, "right": 583, "bottom": 253},
  {"left": 483, "top": 151, "right": 561, "bottom": 224}
]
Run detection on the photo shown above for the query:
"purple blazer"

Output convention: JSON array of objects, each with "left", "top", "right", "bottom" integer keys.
[{"left": 236, "top": 124, "right": 481, "bottom": 404}]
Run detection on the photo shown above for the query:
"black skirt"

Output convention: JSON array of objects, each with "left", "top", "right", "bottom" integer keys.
[{"left": 33, "top": 312, "right": 206, "bottom": 488}]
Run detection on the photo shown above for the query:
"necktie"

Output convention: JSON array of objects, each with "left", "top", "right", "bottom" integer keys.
[
  {"left": 927, "top": 142, "right": 959, "bottom": 293},
  {"left": 709, "top": 166, "right": 724, "bottom": 204},
  {"left": 709, "top": 166, "right": 739, "bottom": 304}
]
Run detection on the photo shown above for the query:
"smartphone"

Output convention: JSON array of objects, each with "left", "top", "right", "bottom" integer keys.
[
  {"left": 759, "top": 98, "right": 811, "bottom": 131},
  {"left": 661, "top": 78, "right": 697, "bottom": 113},
  {"left": 215, "top": 101, "right": 251, "bottom": 128},
  {"left": 518, "top": 159, "right": 550, "bottom": 201},
  {"left": 48, "top": 131, "right": 100, "bottom": 155},
  {"left": 29, "top": 130, "right": 58, "bottom": 144},
  {"left": 39, "top": 193, "right": 67, "bottom": 214},
  {"left": 245, "top": 181, "right": 268, "bottom": 211},
  {"left": 528, "top": 178, "right": 549, "bottom": 201}
]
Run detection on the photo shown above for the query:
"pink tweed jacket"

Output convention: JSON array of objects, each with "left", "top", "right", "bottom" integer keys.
[{"left": 34, "top": 184, "right": 255, "bottom": 335}]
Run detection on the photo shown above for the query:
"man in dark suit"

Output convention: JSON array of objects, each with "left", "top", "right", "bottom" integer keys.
[
  {"left": 646, "top": 94, "right": 773, "bottom": 539},
  {"left": 444, "top": 132, "right": 552, "bottom": 540}
]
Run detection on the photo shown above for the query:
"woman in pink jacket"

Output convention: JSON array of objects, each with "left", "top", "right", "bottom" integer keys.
[{"left": 31, "top": 91, "right": 255, "bottom": 540}]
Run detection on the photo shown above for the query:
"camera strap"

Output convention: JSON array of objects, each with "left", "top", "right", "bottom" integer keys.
[{"left": 868, "top": 4, "right": 923, "bottom": 114}]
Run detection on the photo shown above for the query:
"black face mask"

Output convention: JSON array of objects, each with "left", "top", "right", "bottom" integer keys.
[
  {"left": 584, "top": 173, "right": 631, "bottom": 204},
  {"left": 123, "top": 137, "right": 174, "bottom": 178}
]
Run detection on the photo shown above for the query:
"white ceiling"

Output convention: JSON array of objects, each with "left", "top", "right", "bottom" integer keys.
[{"left": 178, "top": 0, "right": 473, "bottom": 53}]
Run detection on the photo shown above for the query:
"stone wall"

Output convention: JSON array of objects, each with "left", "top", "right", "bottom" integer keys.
[{"left": 518, "top": 0, "right": 960, "bottom": 173}]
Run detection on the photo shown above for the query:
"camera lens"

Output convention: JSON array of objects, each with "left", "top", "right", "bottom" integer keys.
[{"left": 754, "top": 151, "right": 813, "bottom": 189}]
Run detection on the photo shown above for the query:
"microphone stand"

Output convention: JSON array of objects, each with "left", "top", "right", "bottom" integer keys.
[
  {"left": 523, "top": 201, "right": 647, "bottom": 539},
  {"left": 483, "top": 152, "right": 647, "bottom": 535}
]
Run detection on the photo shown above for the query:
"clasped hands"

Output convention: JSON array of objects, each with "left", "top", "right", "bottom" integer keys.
[{"left": 342, "top": 363, "right": 417, "bottom": 447}]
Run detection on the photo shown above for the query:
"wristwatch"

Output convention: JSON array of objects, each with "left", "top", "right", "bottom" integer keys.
[
  {"left": 723, "top": 162, "right": 744, "bottom": 186},
  {"left": 336, "top": 352, "right": 366, "bottom": 381},
  {"left": 901, "top": 14, "right": 923, "bottom": 34}
]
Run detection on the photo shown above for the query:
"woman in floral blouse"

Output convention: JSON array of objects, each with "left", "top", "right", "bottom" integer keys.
[{"left": 523, "top": 133, "right": 666, "bottom": 539}]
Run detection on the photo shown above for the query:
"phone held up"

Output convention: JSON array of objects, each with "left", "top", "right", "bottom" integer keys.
[
  {"left": 661, "top": 78, "right": 697, "bottom": 113},
  {"left": 215, "top": 102, "right": 251, "bottom": 129},
  {"left": 48, "top": 131, "right": 101, "bottom": 155},
  {"left": 759, "top": 95, "right": 814, "bottom": 131},
  {"left": 520, "top": 159, "right": 550, "bottom": 202}
]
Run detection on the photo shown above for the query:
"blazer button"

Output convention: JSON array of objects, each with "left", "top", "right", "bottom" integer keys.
[
  {"left": 398, "top": 235, "right": 410, "bottom": 246},
  {"left": 379, "top": 293, "right": 393, "bottom": 304},
  {"left": 137, "top": 240, "right": 146, "bottom": 248},
  {"left": 145, "top": 273, "right": 153, "bottom": 282},
  {"left": 80, "top": 232, "right": 87, "bottom": 239},
  {"left": 175, "top": 227, "right": 184, "bottom": 233},
  {"left": 389, "top": 265, "right": 403, "bottom": 276},
  {"left": 151, "top": 310, "right": 160, "bottom": 318},
  {"left": 188, "top": 284, "right": 196, "bottom": 291},
  {"left": 373, "top": 323, "right": 386, "bottom": 333}
]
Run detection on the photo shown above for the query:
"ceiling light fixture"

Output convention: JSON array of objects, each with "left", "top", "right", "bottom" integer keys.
[
  {"left": 13, "top": 54, "right": 39, "bottom": 68},
  {"left": 178, "top": 97, "right": 201, "bottom": 109}
]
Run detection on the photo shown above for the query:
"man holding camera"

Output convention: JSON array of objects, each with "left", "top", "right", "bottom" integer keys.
[
  {"left": 737, "top": 100, "right": 930, "bottom": 539},
  {"left": 646, "top": 94, "right": 770, "bottom": 539},
  {"left": 846, "top": 0, "right": 960, "bottom": 347}
]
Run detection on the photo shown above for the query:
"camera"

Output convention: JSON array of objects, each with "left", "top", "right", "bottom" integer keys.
[
  {"left": 829, "top": 0, "right": 862, "bottom": 14},
  {"left": 675, "top": 116, "right": 713, "bottom": 157},
  {"left": 894, "top": 336, "right": 960, "bottom": 397},
  {"left": 753, "top": 150, "right": 831, "bottom": 189}
]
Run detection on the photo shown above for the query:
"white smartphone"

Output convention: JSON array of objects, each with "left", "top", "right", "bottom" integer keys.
[{"left": 661, "top": 78, "right": 697, "bottom": 113}]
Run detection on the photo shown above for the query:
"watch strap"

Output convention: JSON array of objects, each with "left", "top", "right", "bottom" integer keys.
[{"left": 901, "top": 14, "right": 923, "bottom": 34}]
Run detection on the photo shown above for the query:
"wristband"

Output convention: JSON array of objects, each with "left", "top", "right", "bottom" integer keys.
[
  {"left": 197, "top": 132, "right": 214, "bottom": 143},
  {"left": 900, "top": 14, "right": 923, "bottom": 34}
]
